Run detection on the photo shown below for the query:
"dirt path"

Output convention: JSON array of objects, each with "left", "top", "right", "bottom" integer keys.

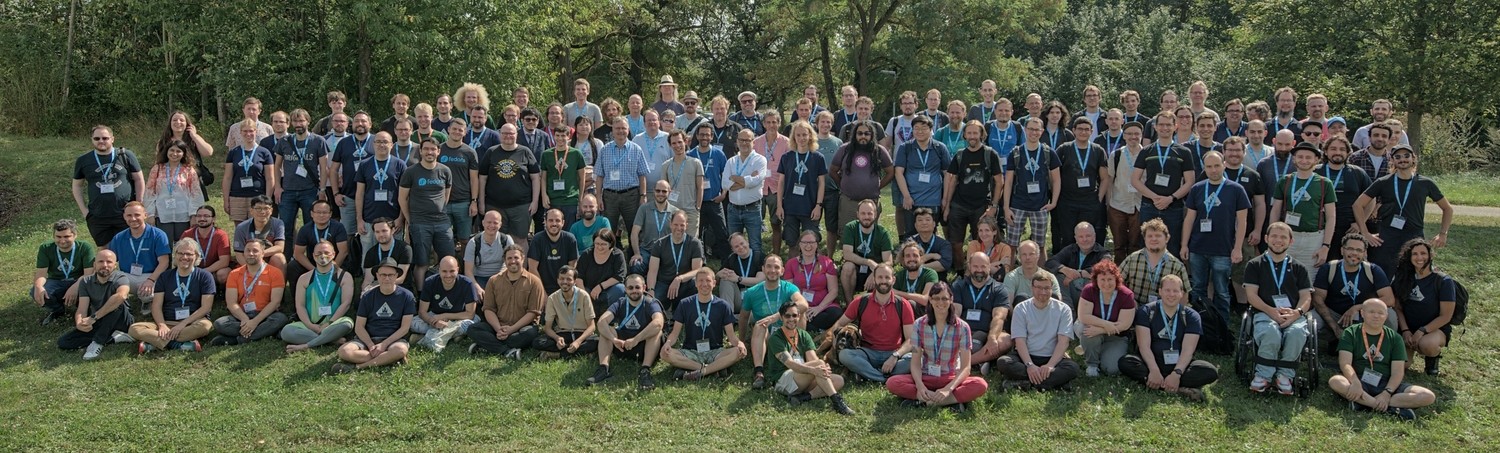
[{"left": 1429, "top": 203, "right": 1500, "bottom": 218}]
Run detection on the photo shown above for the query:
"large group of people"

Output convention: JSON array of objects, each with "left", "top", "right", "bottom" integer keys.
[{"left": 36, "top": 78, "right": 1460, "bottom": 419}]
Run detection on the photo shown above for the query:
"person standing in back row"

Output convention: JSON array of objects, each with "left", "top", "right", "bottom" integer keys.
[
  {"left": 1351, "top": 145, "right": 1453, "bottom": 274},
  {"left": 74, "top": 126, "right": 146, "bottom": 248}
]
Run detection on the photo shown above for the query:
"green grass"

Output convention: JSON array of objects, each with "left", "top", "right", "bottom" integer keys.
[
  {"left": 1429, "top": 172, "right": 1500, "bottom": 207},
  {"left": 2, "top": 134, "right": 1498, "bottom": 450}
]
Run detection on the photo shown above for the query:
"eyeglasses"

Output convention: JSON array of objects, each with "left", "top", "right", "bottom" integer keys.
[
  {"left": 1303, "top": 131, "right": 1322, "bottom": 137},
  {"left": 523, "top": 117, "right": 538, "bottom": 122},
  {"left": 92, "top": 137, "right": 110, "bottom": 141},
  {"left": 782, "top": 314, "right": 801, "bottom": 320},
  {"left": 855, "top": 131, "right": 873, "bottom": 137},
  {"left": 799, "top": 240, "right": 819, "bottom": 245}
]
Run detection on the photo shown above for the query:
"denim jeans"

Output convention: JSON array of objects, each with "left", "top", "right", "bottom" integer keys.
[
  {"left": 726, "top": 200, "right": 763, "bottom": 253},
  {"left": 1251, "top": 312, "right": 1311, "bottom": 380},
  {"left": 31, "top": 279, "right": 75, "bottom": 315},
  {"left": 445, "top": 201, "right": 473, "bottom": 241},
  {"left": 338, "top": 201, "right": 359, "bottom": 239},
  {"left": 838, "top": 347, "right": 910, "bottom": 383},
  {"left": 1189, "top": 252, "right": 1233, "bottom": 323},
  {"left": 408, "top": 222, "right": 456, "bottom": 266},
  {"left": 278, "top": 188, "right": 320, "bottom": 234}
]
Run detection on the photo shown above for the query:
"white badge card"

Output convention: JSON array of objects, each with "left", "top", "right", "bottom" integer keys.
[
  {"left": 917, "top": 172, "right": 931, "bottom": 183},
  {"left": 667, "top": 191, "right": 680, "bottom": 203},
  {"left": 1199, "top": 219, "right": 1213, "bottom": 232},
  {"left": 1027, "top": 182, "right": 1040, "bottom": 194},
  {"left": 609, "top": 170, "right": 622, "bottom": 181},
  {"left": 1154, "top": 173, "right": 1171, "bottom": 187},
  {"left": 1272, "top": 294, "right": 1292, "bottom": 309},
  {"left": 318, "top": 306, "right": 333, "bottom": 316},
  {"left": 1077, "top": 177, "right": 1091, "bottom": 188},
  {"left": 801, "top": 291, "right": 814, "bottom": 301},
  {"left": 1284, "top": 212, "right": 1301, "bottom": 227},
  {"left": 163, "top": 199, "right": 177, "bottom": 210},
  {"left": 1390, "top": 215, "right": 1406, "bottom": 230},
  {"left": 373, "top": 190, "right": 389, "bottom": 202},
  {"left": 926, "top": 364, "right": 942, "bottom": 376},
  {"left": 100, "top": 182, "right": 116, "bottom": 194},
  {"left": 240, "top": 177, "right": 254, "bottom": 188},
  {"left": 243, "top": 302, "right": 257, "bottom": 313},
  {"left": 695, "top": 340, "right": 711, "bottom": 353},
  {"left": 1163, "top": 350, "right": 1180, "bottom": 365},
  {"left": 858, "top": 265, "right": 869, "bottom": 273},
  {"left": 1127, "top": 184, "right": 1139, "bottom": 194},
  {"left": 552, "top": 180, "right": 565, "bottom": 191},
  {"left": 791, "top": 184, "right": 806, "bottom": 196},
  {"left": 174, "top": 308, "right": 190, "bottom": 320},
  {"left": 129, "top": 264, "right": 144, "bottom": 276},
  {"left": 295, "top": 165, "right": 309, "bottom": 178},
  {"left": 966, "top": 309, "right": 982, "bottom": 321},
  {"left": 1361, "top": 369, "right": 1383, "bottom": 386}
]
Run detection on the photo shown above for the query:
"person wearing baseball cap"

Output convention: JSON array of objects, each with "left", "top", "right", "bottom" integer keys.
[
  {"left": 653, "top": 75, "right": 685, "bottom": 116},
  {"left": 1270, "top": 141, "right": 1336, "bottom": 276},
  {"left": 332, "top": 257, "right": 416, "bottom": 374}
]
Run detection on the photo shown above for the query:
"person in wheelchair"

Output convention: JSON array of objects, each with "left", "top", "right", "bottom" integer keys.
[
  {"left": 1312, "top": 232, "right": 1397, "bottom": 349},
  {"left": 1242, "top": 222, "right": 1314, "bottom": 395},
  {"left": 1327, "top": 299, "right": 1435, "bottom": 421}
]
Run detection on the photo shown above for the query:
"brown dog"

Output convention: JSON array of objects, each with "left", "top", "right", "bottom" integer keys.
[{"left": 817, "top": 325, "right": 861, "bottom": 368}]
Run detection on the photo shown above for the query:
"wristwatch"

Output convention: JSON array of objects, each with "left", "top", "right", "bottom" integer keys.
[
  {"left": 1172, "top": 368, "right": 1184, "bottom": 375},
  {"left": 1419, "top": 327, "right": 1430, "bottom": 334}
]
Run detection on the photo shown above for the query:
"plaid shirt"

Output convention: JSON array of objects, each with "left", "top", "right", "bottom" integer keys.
[
  {"left": 1120, "top": 249, "right": 1190, "bottom": 305},
  {"left": 913, "top": 316, "right": 972, "bottom": 376},
  {"left": 596, "top": 140, "right": 650, "bottom": 191},
  {"left": 1347, "top": 149, "right": 1391, "bottom": 181}
]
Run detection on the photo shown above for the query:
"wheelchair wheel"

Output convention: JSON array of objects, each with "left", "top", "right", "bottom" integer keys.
[
  {"left": 1233, "top": 311, "right": 1254, "bottom": 381},
  {"left": 1297, "top": 314, "right": 1321, "bottom": 398}
]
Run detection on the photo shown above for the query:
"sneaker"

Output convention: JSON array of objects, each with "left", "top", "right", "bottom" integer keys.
[
  {"left": 137, "top": 342, "right": 155, "bottom": 354},
  {"left": 1177, "top": 387, "right": 1204, "bottom": 402},
  {"left": 539, "top": 351, "right": 560, "bottom": 360},
  {"left": 1249, "top": 376, "right": 1270, "bottom": 393},
  {"left": 751, "top": 372, "right": 767, "bottom": 389},
  {"left": 637, "top": 370, "right": 656, "bottom": 391},
  {"left": 948, "top": 402, "right": 968, "bottom": 413},
  {"left": 786, "top": 392, "right": 812, "bottom": 406},
  {"left": 1349, "top": 401, "right": 1367, "bottom": 412},
  {"left": 682, "top": 370, "right": 704, "bottom": 381},
  {"left": 111, "top": 331, "right": 134, "bottom": 344},
  {"left": 1275, "top": 376, "right": 1294, "bottom": 396},
  {"left": 829, "top": 394, "right": 856, "bottom": 416},
  {"left": 82, "top": 342, "right": 104, "bottom": 360},
  {"left": 428, "top": 341, "right": 446, "bottom": 354},
  {"left": 1086, "top": 366, "right": 1100, "bottom": 377},
  {"left": 179, "top": 340, "right": 202, "bottom": 352},
  {"left": 330, "top": 363, "right": 356, "bottom": 375},
  {"left": 1425, "top": 356, "right": 1441, "bottom": 376},
  {"left": 899, "top": 398, "right": 924, "bottom": 408},
  {"left": 209, "top": 336, "right": 238, "bottom": 347},
  {"left": 503, "top": 348, "right": 522, "bottom": 360},
  {"left": 39, "top": 311, "right": 63, "bottom": 326},
  {"left": 672, "top": 369, "right": 687, "bottom": 381},
  {"left": 588, "top": 366, "right": 613, "bottom": 385},
  {"left": 978, "top": 362, "right": 991, "bottom": 377},
  {"left": 469, "top": 343, "right": 482, "bottom": 355},
  {"left": 1386, "top": 406, "right": 1417, "bottom": 421}
]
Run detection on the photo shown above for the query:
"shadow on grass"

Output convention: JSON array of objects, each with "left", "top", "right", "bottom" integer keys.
[{"left": 867, "top": 397, "right": 954, "bottom": 433}]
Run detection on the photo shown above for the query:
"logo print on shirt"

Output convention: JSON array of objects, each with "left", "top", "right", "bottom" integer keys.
[
  {"left": 376, "top": 302, "right": 394, "bottom": 317},
  {"left": 437, "top": 296, "right": 452, "bottom": 310},
  {"left": 1408, "top": 286, "right": 1425, "bottom": 302},
  {"left": 494, "top": 160, "right": 518, "bottom": 178}
]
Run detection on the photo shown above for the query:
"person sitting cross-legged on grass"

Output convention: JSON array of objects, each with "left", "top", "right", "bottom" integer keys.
[
  {"left": 467, "top": 244, "right": 546, "bottom": 358},
  {"left": 1328, "top": 299, "right": 1436, "bottom": 421},
  {"left": 588, "top": 274, "right": 665, "bottom": 390},
  {"left": 56, "top": 250, "right": 136, "bottom": 360},
  {"left": 996, "top": 271, "right": 1080, "bottom": 391},
  {"left": 887, "top": 281, "right": 990, "bottom": 413},
  {"left": 533, "top": 266, "right": 598, "bottom": 359},
  {"left": 768, "top": 301, "right": 855, "bottom": 415},
  {"left": 1118, "top": 274, "right": 1219, "bottom": 401},
  {"left": 128, "top": 238, "right": 215, "bottom": 353},
  {"left": 411, "top": 256, "right": 480, "bottom": 353},
  {"left": 825, "top": 264, "right": 916, "bottom": 384},
  {"left": 210, "top": 238, "right": 289, "bottom": 346},
  {"left": 661, "top": 267, "right": 746, "bottom": 381},
  {"left": 331, "top": 258, "right": 415, "bottom": 374},
  {"left": 281, "top": 240, "right": 356, "bottom": 353}
]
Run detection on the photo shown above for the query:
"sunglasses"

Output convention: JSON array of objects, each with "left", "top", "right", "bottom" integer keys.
[{"left": 92, "top": 137, "right": 111, "bottom": 141}]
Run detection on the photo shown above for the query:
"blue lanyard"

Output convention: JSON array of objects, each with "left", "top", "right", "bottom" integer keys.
[
  {"left": 670, "top": 238, "right": 685, "bottom": 275},
  {"left": 174, "top": 270, "right": 193, "bottom": 307},
  {"left": 1149, "top": 255, "right": 1166, "bottom": 285},
  {"left": 1073, "top": 142, "right": 1091, "bottom": 173},
  {"left": 930, "top": 323, "right": 952, "bottom": 366},
  {"left": 920, "top": 235, "right": 936, "bottom": 255},
  {"left": 374, "top": 158, "right": 392, "bottom": 189},
  {"left": 238, "top": 146, "right": 256, "bottom": 176},
  {"left": 800, "top": 258, "right": 817, "bottom": 289},
  {"left": 1272, "top": 155, "right": 1288, "bottom": 178},
  {"left": 1048, "top": 130, "right": 1060, "bottom": 151},
  {"left": 1024, "top": 144, "right": 1042, "bottom": 180},
  {"left": 1162, "top": 304, "right": 1181, "bottom": 349},
  {"left": 793, "top": 151, "right": 811, "bottom": 181},
  {"left": 314, "top": 225, "right": 330, "bottom": 243},
  {"left": 979, "top": 105, "right": 993, "bottom": 123},
  {"left": 967, "top": 282, "right": 988, "bottom": 308},
  {"left": 762, "top": 137, "right": 777, "bottom": 161},
  {"left": 1341, "top": 263, "right": 1362, "bottom": 302},
  {"left": 468, "top": 128, "right": 484, "bottom": 149},
  {"left": 92, "top": 149, "right": 117, "bottom": 181},
  {"left": 57, "top": 245, "right": 76, "bottom": 276},
  {"left": 858, "top": 226, "right": 874, "bottom": 256},
  {"left": 1202, "top": 181, "right": 1228, "bottom": 216},
  {"left": 695, "top": 299, "right": 713, "bottom": 337},
  {"left": 668, "top": 158, "right": 688, "bottom": 189},
  {"left": 166, "top": 164, "right": 180, "bottom": 195},
  {"left": 1106, "top": 133, "right": 1122, "bottom": 154},
  {"left": 733, "top": 153, "right": 752, "bottom": 176},
  {"left": 743, "top": 115, "right": 760, "bottom": 133},
  {"left": 914, "top": 143, "right": 931, "bottom": 172},
  {"left": 1394, "top": 176, "right": 1415, "bottom": 212},
  {"left": 394, "top": 143, "right": 413, "bottom": 162},
  {"left": 313, "top": 268, "right": 337, "bottom": 303},
  {"left": 1246, "top": 146, "right": 1267, "bottom": 166},
  {"left": 129, "top": 233, "right": 147, "bottom": 264},
  {"left": 1287, "top": 175, "right": 1313, "bottom": 209},
  {"left": 351, "top": 136, "right": 370, "bottom": 158},
  {"left": 762, "top": 283, "right": 784, "bottom": 312},
  {"left": 1100, "top": 289, "right": 1117, "bottom": 322},
  {"left": 905, "top": 270, "right": 921, "bottom": 293},
  {"left": 1267, "top": 253, "right": 1290, "bottom": 292},
  {"left": 842, "top": 110, "right": 856, "bottom": 125},
  {"left": 653, "top": 209, "right": 670, "bottom": 234},
  {"left": 294, "top": 136, "right": 309, "bottom": 160},
  {"left": 377, "top": 244, "right": 393, "bottom": 262},
  {"left": 241, "top": 264, "right": 266, "bottom": 305},
  {"left": 1324, "top": 166, "right": 1345, "bottom": 189},
  {"left": 610, "top": 142, "right": 630, "bottom": 170},
  {"left": 737, "top": 251, "right": 754, "bottom": 280},
  {"left": 619, "top": 300, "right": 643, "bottom": 329},
  {"left": 194, "top": 227, "right": 214, "bottom": 258},
  {"left": 1153, "top": 144, "right": 1170, "bottom": 173},
  {"left": 1077, "top": 251, "right": 1088, "bottom": 272}
]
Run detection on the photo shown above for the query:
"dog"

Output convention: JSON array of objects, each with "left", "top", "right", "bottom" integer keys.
[{"left": 817, "top": 324, "right": 861, "bottom": 369}]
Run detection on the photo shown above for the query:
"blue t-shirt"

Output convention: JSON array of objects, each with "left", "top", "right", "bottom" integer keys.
[
  {"left": 894, "top": 141, "right": 951, "bottom": 207},
  {"left": 358, "top": 286, "right": 417, "bottom": 340},
  {"left": 110, "top": 226, "right": 173, "bottom": 276},
  {"left": 986, "top": 120, "right": 1023, "bottom": 161},
  {"left": 1185, "top": 179, "right": 1251, "bottom": 256},
  {"left": 1006, "top": 144, "right": 1060, "bottom": 211},
  {"left": 153, "top": 268, "right": 217, "bottom": 321},
  {"left": 420, "top": 274, "right": 479, "bottom": 315},
  {"left": 227, "top": 145, "right": 275, "bottom": 197},
  {"left": 356, "top": 156, "right": 407, "bottom": 223},
  {"left": 609, "top": 297, "right": 663, "bottom": 337},
  {"left": 464, "top": 128, "right": 502, "bottom": 162},
  {"left": 568, "top": 217, "right": 614, "bottom": 255},
  {"left": 688, "top": 146, "right": 728, "bottom": 200},
  {"left": 1313, "top": 261, "right": 1392, "bottom": 315},
  {"left": 1401, "top": 272, "right": 1457, "bottom": 329},
  {"left": 275, "top": 134, "right": 329, "bottom": 192},
  {"left": 674, "top": 295, "right": 737, "bottom": 348},
  {"left": 331, "top": 134, "right": 374, "bottom": 197},
  {"left": 776, "top": 151, "right": 828, "bottom": 216}
]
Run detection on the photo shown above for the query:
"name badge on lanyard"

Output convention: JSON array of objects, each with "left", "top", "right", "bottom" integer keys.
[
  {"left": 1154, "top": 173, "right": 1170, "bottom": 187},
  {"left": 695, "top": 340, "right": 711, "bottom": 353},
  {"left": 1361, "top": 369, "right": 1383, "bottom": 386},
  {"left": 965, "top": 309, "right": 982, "bottom": 321}
]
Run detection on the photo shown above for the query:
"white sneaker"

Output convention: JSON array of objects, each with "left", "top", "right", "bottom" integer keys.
[
  {"left": 1086, "top": 366, "right": 1100, "bottom": 377},
  {"left": 111, "top": 331, "right": 133, "bottom": 344},
  {"left": 83, "top": 342, "right": 104, "bottom": 360},
  {"left": 504, "top": 349, "right": 522, "bottom": 360}
]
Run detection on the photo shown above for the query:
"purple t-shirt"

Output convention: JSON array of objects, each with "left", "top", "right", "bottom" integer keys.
[{"left": 829, "top": 144, "right": 893, "bottom": 200}]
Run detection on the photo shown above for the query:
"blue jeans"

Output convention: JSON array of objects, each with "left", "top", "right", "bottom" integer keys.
[
  {"left": 1251, "top": 312, "right": 1311, "bottom": 380},
  {"left": 1138, "top": 203, "right": 1184, "bottom": 258},
  {"left": 31, "top": 279, "right": 75, "bottom": 315},
  {"left": 279, "top": 188, "right": 320, "bottom": 234},
  {"left": 408, "top": 222, "right": 456, "bottom": 267},
  {"left": 594, "top": 283, "right": 626, "bottom": 318},
  {"left": 726, "top": 200, "right": 763, "bottom": 253},
  {"left": 338, "top": 201, "right": 359, "bottom": 240},
  {"left": 838, "top": 347, "right": 910, "bottom": 383},
  {"left": 1189, "top": 252, "right": 1233, "bottom": 323},
  {"left": 629, "top": 248, "right": 652, "bottom": 276},
  {"left": 446, "top": 201, "right": 473, "bottom": 241}
]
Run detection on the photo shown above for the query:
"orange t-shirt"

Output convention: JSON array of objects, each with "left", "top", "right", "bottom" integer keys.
[{"left": 227, "top": 265, "right": 286, "bottom": 313}]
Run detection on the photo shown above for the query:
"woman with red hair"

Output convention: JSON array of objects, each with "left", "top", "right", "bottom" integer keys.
[{"left": 1075, "top": 260, "right": 1136, "bottom": 377}]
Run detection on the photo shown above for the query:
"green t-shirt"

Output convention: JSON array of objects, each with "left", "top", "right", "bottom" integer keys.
[
  {"left": 1273, "top": 173, "right": 1336, "bottom": 232},
  {"left": 896, "top": 266, "right": 938, "bottom": 295},
  {"left": 1337, "top": 324, "right": 1406, "bottom": 377},
  {"left": 36, "top": 241, "right": 96, "bottom": 281},
  {"left": 841, "top": 221, "right": 894, "bottom": 261},
  {"left": 540, "top": 147, "right": 587, "bottom": 206},
  {"left": 741, "top": 281, "right": 802, "bottom": 321},
  {"left": 765, "top": 327, "right": 816, "bottom": 378}
]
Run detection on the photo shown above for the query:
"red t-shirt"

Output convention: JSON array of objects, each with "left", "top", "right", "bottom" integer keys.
[
  {"left": 843, "top": 294, "right": 914, "bottom": 351},
  {"left": 184, "top": 227, "right": 232, "bottom": 269}
]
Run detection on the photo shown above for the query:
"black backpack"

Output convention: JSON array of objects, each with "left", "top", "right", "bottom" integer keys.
[
  {"left": 853, "top": 294, "right": 911, "bottom": 342},
  {"left": 1449, "top": 275, "right": 1470, "bottom": 326},
  {"left": 1194, "top": 306, "right": 1235, "bottom": 356}
]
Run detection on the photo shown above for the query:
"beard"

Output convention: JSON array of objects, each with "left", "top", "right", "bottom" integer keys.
[
  {"left": 1270, "top": 244, "right": 1289, "bottom": 255},
  {"left": 315, "top": 256, "right": 332, "bottom": 267},
  {"left": 1330, "top": 155, "right": 1347, "bottom": 164},
  {"left": 875, "top": 282, "right": 893, "bottom": 295},
  {"left": 582, "top": 210, "right": 596, "bottom": 220},
  {"left": 353, "top": 125, "right": 368, "bottom": 135},
  {"left": 294, "top": 126, "right": 308, "bottom": 135},
  {"left": 628, "top": 293, "right": 642, "bottom": 302},
  {"left": 970, "top": 272, "right": 987, "bottom": 284}
]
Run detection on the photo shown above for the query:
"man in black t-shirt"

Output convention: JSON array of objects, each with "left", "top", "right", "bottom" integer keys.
[
  {"left": 477, "top": 124, "right": 542, "bottom": 242},
  {"left": 1052, "top": 117, "right": 1109, "bottom": 253},
  {"left": 1242, "top": 222, "right": 1313, "bottom": 396},
  {"left": 72, "top": 126, "right": 145, "bottom": 247},
  {"left": 527, "top": 209, "right": 580, "bottom": 294},
  {"left": 361, "top": 218, "right": 413, "bottom": 288},
  {"left": 1351, "top": 145, "right": 1454, "bottom": 273},
  {"left": 1132, "top": 111, "right": 1196, "bottom": 258},
  {"left": 942, "top": 120, "right": 1003, "bottom": 254},
  {"left": 333, "top": 258, "right": 416, "bottom": 373},
  {"left": 590, "top": 274, "right": 665, "bottom": 390}
]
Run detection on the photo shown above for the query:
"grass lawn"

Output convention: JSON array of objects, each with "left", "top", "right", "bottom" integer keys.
[
  {"left": 1429, "top": 172, "right": 1500, "bottom": 207},
  {"left": 1, "top": 134, "right": 1497, "bottom": 450}
]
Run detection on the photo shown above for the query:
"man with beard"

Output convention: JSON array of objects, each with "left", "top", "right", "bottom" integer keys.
[
  {"left": 361, "top": 218, "right": 412, "bottom": 288},
  {"left": 1352, "top": 99, "right": 1409, "bottom": 149},
  {"left": 1350, "top": 122, "right": 1397, "bottom": 181},
  {"left": 331, "top": 258, "right": 416, "bottom": 374},
  {"left": 33, "top": 219, "right": 95, "bottom": 326},
  {"left": 839, "top": 200, "right": 894, "bottom": 300},
  {"left": 951, "top": 252, "right": 1013, "bottom": 371},
  {"left": 211, "top": 239, "right": 289, "bottom": 346},
  {"left": 568, "top": 194, "right": 611, "bottom": 255},
  {"left": 275, "top": 109, "right": 330, "bottom": 234},
  {"left": 739, "top": 255, "right": 809, "bottom": 389},
  {"left": 687, "top": 123, "right": 730, "bottom": 259},
  {"left": 72, "top": 125, "right": 146, "bottom": 247},
  {"left": 56, "top": 250, "right": 137, "bottom": 360},
  {"left": 657, "top": 130, "right": 705, "bottom": 236},
  {"left": 412, "top": 256, "right": 479, "bottom": 352},
  {"left": 661, "top": 268, "right": 745, "bottom": 381},
  {"left": 527, "top": 209, "right": 580, "bottom": 295},
  {"left": 330, "top": 112, "right": 375, "bottom": 235},
  {"left": 463, "top": 109, "right": 501, "bottom": 161},
  {"left": 1318, "top": 137, "right": 1372, "bottom": 249},
  {"left": 1119, "top": 219, "right": 1190, "bottom": 306},
  {"left": 826, "top": 264, "right": 916, "bottom": 384},
  {"left": 476, "top": 124, "right": 541, "bottom": 247},
  {"left": 1181, "top": 152, "right": 1250, "bottom": 326},
  {"left": 1352, "top": 145, "right": 1454, "bottom": 273},
  {"left": 1053, "top": 117, "right": 1109, "bottom": 253},
  {"left": 716, "top": 233, "right": 763, "bottom": 311},
  {"left": 1219, "top": 137, "right": 1267, "bottom": 306},
  {"left": 282, "top": 240, "right": 357, "bottom": 353},
  {"left": 768, "top": 301, "right": 855, "bottom": 415},
  {"left": 469, "top": 244, "right": 546, "bottom": 357},
  {"left": 1270, "top": 143, "right": 1337, "bottom": 276},
  {"left": 942, "top": 120, "right": 1004, "bottom": 266},
  {"left": 1045, "top": 223, "right": 1113, "bottom": 311},
  {"left": 893, "top": 240, "right": 940, "bottom": 315},
  {"left": 646, "top": 212, "right": 704, "bottom": 309},
  {"left": 439, "top": 118, "right": 481, "bottom": 244},
  {"left": 1243, "top": 222, "right": 1314, "bottom": 395},
  {"left": 109, "top": 202, "right": 172, "bottom": 306},
  {"left": 996, "top": 272, "right": 1080, "bottom": 392},
  {"left": 184, "top": 206, "right": 232, "bottom": 284},
  {"left": 830, "top": 122, "right": 894, "bottom": 231},
  {"left": 730, "top": 91, "right": 766, "bottom": 136},
  {"left": 631, "top": 180, "right": 681, "bottom": 275},
  {"left": 1313, "top": 233, "right": 1398, "bottom": 344},
  {"left": 1004, "top": 118, "right": 1061, "bottom": 255},
  {"left": 1267, "top": 87, "right": 1303, "bottom": 142},
  {"left": 935, "top": 100, "right": 969, "bottom": 154},
  {"left": 1132, "top": 112, "right": 1195, "bottom": 257},
  {"left": 590, "top": 274, "right": 665, "bottom": 390},
  {"left": 595, "top": 116, "right": 651, "bottom": 247},
  {"left": 128, "top": 238, "right": 215, "bottom": 353},
  {"left": 400, "top": 138, "right": 455, "bottom": 281}
]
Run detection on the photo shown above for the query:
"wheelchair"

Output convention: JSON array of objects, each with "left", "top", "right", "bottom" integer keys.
[{"left": 1232, "top": 310, "right": 1320, "bottom": 398}]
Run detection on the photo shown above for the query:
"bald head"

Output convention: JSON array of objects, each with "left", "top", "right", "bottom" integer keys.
[{"left": 1273, "top": 130, "right": 1296, "bottom": 155}]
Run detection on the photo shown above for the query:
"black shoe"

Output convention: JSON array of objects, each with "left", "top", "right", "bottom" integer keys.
[
  {"left": 899, "top": 398, "right": 924, "bottom": 408},
  {"left": 948, "top": 402, "right": 968, "bottom": 413},
  {"left": 1386, "top": 406, "right": 1417, "bottom": 421},
  {"left": 637, "top": 370, "right": 656, "bottom": 391},
  {"left": 587, "top": 366, "right": 613, "bottom": 385},
  {"left": 209, "top": 336, "right": 238, "bottom": 347},
  {"left": 829, "top": 394, "right": 856, "bottom": 416},
  {"left": 39, "top": 311, "right": 63, "bottom": 326},
  {"left": 673, "top": 369, "right": 688, "bottom": 381},
  {"left": 786, "top": 392, "right": 812, "bottom": 406},
  {"left": 1425, "top": 356, "right": 1441, "bottom": 376},
  {"left": 330, "top": 363, "right": 356, "bottom": 375},
  {"left": 752, "top": 372, "right": 767, "bottom": 389}
]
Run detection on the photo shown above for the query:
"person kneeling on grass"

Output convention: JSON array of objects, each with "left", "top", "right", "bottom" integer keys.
[
  {"left": 332, "top": 258, "right": 416, "bottom": 374},
  {"left": 534, "top": 266, "right": 598, "bottom": 359},
  {"left": 211, "top": 239, "right": 290, "bottom": 346},
  {"left": 282, "top": 241, "right": 355, "bottom": 353},
  {"left": 661, "top": 267, "right": 745, "bottom": 381},
  {"left": 589, "top": 274, "right": 665, "bottom": 390},
  {"left": 56, "top": 250, "right": 136, "bottom": 360},
  {"left": 467, "top": 244, "right": 546, "bottom": 358},
  {"left": 768, "top": 301, "right": 855, "bottom": 415},
  {"left": 887, "top": 282, "right": 989, "bottom": 413},
  {"left": 1328, "top": 299, "right": 1436, "bottom": 421},
  {"left": 1118, "top": 274, "right": 1219, "bottom": 401},
  {"left": 412, "top": 256, "right": 480, "bottom": 353},
  {"left": 129, "top": 238, "right": 215, "bottom": 353}
]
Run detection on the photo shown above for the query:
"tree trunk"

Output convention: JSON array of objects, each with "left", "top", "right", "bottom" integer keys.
[
  {"left": 61, "top": 0, "right": 77, "bottom": 107},
  {"left": 629, "top": 28, "right": 647, "bottom": 96},
  {"left": 1406, "top": 0, "right": 1431, "bottom": 152},
  {"left": 556, "top": 45, "right": 573, "bottom": 106},
  {"left": 357, "top": 22, "right": 371, "bottom": 108},
  {"left": 820, "top": 36, "right": 834, "bottom": 107}
]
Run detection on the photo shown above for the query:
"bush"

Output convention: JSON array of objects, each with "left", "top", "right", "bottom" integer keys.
[{"left": 1420, "top": 111, "right": 1497, "bottom": 175}]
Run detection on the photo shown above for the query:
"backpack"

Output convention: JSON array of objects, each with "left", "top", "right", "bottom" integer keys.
[
  {"left": 1324, "top": 260, "right": 1376, "bottom": 288},
  {"left": 1194, "top": 306, "right": 1235, "bottom": 356},
  {"left": 853, "top": 294, "right": 910, "bottom": 342},
  {"left": 1448, "top": 274, "right": 1470, "bottom": 326},
  {"left": 468, "top": 231, "right": 516, "bottom": 272}
]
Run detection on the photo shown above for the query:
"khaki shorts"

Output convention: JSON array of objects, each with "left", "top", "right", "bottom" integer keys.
[
  {"left": 227, "top": 196, "right": 252, "bottom": 223},
  {"left": 773, "top": 370, "right": 802, "bottom": 395},
  {"left": 679, "top": 347, "right": 726, "bottom": 366}
]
